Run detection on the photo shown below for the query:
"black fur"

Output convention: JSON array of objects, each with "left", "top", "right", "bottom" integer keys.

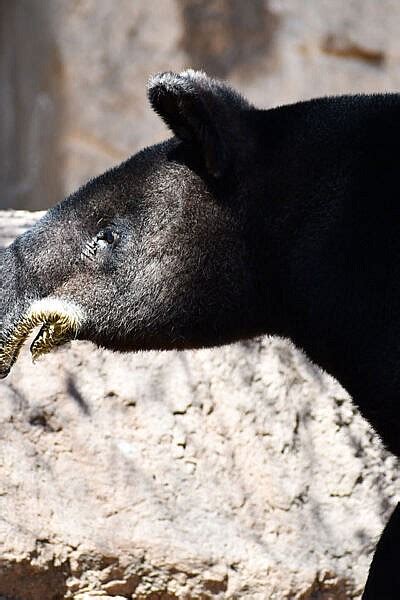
[
  {"left": 1, "top": 70, "right": 400, "bottom": 597},
  {"left": 148, "top": 70, "right": 250, "bottom": 177}
]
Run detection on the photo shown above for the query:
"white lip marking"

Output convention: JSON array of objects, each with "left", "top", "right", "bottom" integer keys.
[
  {"left": 28, "top": 297, "right": 85, "bottom": 330},
  {"left": 0, "top": 297, "right": 86, "bottom": 375}
]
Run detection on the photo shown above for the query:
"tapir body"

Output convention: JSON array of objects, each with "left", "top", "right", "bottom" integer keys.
[{"left": 1, "top": 71, "right": 399, "bottom": 597}]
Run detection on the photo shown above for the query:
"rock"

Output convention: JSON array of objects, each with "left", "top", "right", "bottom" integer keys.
[
  {"left": 1, "top": 1, "right": 400, "bottom": 597},
  {"left": 0, "top": 211, "right": 45, "bottom": 248},
  {"left": 3, "top": 1, "right": 400, "bottom": 210},
  {"left": 0, "top": 210, "right": 398, "bottom": 599}
]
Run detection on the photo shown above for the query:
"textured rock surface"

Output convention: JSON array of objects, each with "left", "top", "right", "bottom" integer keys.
[
  {"left": 0, "top": 211, "right": 399, "bottom": 599},
  {"left": 1, "top": 1, "right": 400, "bottom": 598}
]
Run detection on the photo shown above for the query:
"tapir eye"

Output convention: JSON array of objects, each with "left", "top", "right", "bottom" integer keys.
[
  {"left": 81, "top": 227, "right": 119, "bottom": 262},
  {"left": 97, "top": 228, "right": 118, "bottom": 245}
]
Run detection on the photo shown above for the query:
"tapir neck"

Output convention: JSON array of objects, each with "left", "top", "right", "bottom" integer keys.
[{"left": 247, "top": 98, "right": 400, "bottom": 455}]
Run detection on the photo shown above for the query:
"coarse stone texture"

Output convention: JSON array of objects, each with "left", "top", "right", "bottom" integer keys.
[
  {"left": 0, "top": 211, "right": 399, "bottom": 599},
  {"left": 1, "top": 2, "right": 400, "bottom": 598}
]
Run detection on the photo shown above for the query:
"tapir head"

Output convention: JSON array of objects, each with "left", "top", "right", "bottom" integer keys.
[{"left": 0, "top": 70, "right": 271, "bottom": 378}]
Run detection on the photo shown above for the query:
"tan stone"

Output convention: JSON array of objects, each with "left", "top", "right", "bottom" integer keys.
[{"left": 1, "top": 1, "right": 400, "bottom": 598}]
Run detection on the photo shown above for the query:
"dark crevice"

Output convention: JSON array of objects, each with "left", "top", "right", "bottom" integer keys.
[
  {"left": 321, "top": 35, "right": 385, "bottom": 66},
  {"left": 0, "top": 559, "right": 70, "bottom": 600},
  {"left": 65, "top": 373, "right": 91, "bottom": 415}
]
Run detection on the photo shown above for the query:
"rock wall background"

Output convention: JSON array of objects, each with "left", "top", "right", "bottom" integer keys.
[
  {"left": 1, "top": 2, "right": 400, "bottom": 599},
  {"left": 2, "top": 0, "right": 400, "bottom": 210}
]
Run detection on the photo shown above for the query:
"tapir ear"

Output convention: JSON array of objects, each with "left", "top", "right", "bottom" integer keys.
[{"left": 147, "top": 69, "right": 250, "bottom": 178}]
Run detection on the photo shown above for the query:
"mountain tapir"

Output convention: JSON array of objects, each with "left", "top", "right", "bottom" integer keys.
[{"left": 1, "top": 70, "right": 399, "bottom": 598}]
